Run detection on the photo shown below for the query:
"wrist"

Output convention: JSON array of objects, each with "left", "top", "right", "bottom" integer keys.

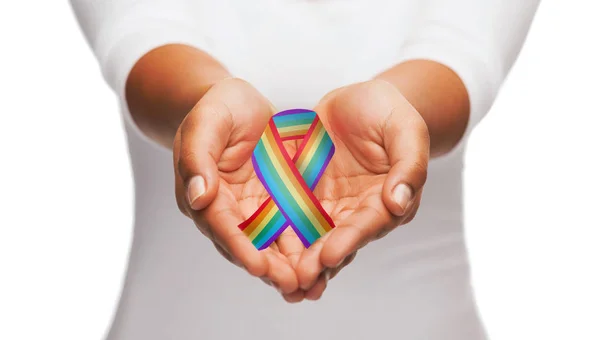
[
  {"left": 375, "top": 60, "right": 469, "bottom": 157},
  {"left": 125, "top": 44, "right": 231, "bottom": 147}
]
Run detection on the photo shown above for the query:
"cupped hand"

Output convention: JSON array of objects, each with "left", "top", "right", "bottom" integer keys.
[
  {"left": 294, "top": 79, "right": 431, "bottom": 299},
  {"left": 172, "top": 78, "right": 302, "bottom": 294}
]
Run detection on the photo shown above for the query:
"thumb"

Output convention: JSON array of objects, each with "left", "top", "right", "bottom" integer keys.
[
  {"left": 381, "top": 110, "right": 430, "bottom": 216},
  {"left": 176, "top": 104, "right": 231, "bottom": 211}
]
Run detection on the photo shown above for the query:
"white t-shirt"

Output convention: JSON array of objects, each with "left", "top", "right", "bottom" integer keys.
[{"left": 71, "top": 1, "right": 539, "bottom": 339}]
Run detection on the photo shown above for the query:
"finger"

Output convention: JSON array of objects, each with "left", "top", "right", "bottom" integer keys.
[
  {"left": 382, "top": 108, "right": 430, "bottom": 217},
  {"left": 264, "top": 249, "right": 299, "bottom": 294},
  {"left": 195, "top": 191, "right": 269, "bottom": 277},
  {"left": 268, "top": 242, "right": 297, "bottom": 266},
  {"left": 177, "top": 102, "right": 231, "bottom": 211},
  {"left": 268, "top": 241, "right": 280, "bottom": 254},
  {"left": 282, "top": 290, "right": 305, "bottom": 304},
  {"left": 401, "top": 190, "right": 422, "bottom": 224},
  {"left": 296, "top": 232, "right": 331, "bottom": 290},
  {"left": 173, "top": 130, "right": 191, "bottom": 218},
  {"left": 275, "top": 226, "right": 306, "bottom": 268},
  {"left": 320, "top": 201, "right": 393, "bottom": 268},
  {"left": 328, "top": 251, "right": 357, "bottom": 281},
  {"left": 259, "top": 276, "right": 273, "bottom": 287},
  {"left": 304, "top": 272, "right": 328, "bottom": 301}
]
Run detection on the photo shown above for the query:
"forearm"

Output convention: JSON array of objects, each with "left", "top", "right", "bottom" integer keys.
[
  {"left": 125, "top": 44, "right": 231, "bottom": 148},
  {"left": 376, "top": 60, "right": 469, "bottom": 158},
  {"left": 126, "top": 47, "right": 467, "bottom": 155}
]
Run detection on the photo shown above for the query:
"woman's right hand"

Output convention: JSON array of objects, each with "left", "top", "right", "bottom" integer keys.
[{"left": 172, "top": 78, "right": 303, "bottom": 294}]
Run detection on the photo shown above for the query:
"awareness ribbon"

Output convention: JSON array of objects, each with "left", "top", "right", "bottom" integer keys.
[{"left": 238, "top": 109, "right": 336, "bottom": 250}]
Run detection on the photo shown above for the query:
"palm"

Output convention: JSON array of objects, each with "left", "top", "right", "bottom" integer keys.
[
  {"left": 292, "top": 81, "right": 431, "bottom": 299},
  {"left": 216, "top": 84, "right": 398, "bottom": 284},
  {"left": 212, "top": 135, "right": 312, "bottom": 293},
  {"left": 216, "top": 108, "right": 392, "bottom": 253},
  {"left": 210, "top": 102, "right": 395, "bottom": 301},
  {"left": 313, "top": 132, "right": 390, "bottom": 236},
  {"left": 187, "top": 79, "right": 428, "bottom": 300},
  {"left": 312, "top": 90, "right": 394, "bottom": 238},
  {"left": 218, "top": 155, "right": 268, "bottom": 221},
  {"left": 174, "top": 79, "right": 309, "bottom": 294},
  {"left": 219, "top": 94, "right": 394, "bottom": 249},
  {"left": 217, "top": 141, "right": 299, "bottom": 224}
]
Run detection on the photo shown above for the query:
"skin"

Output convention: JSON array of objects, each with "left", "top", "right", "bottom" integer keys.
[{"left": 126, "top": 43, "right": 469, "bottom": 302}]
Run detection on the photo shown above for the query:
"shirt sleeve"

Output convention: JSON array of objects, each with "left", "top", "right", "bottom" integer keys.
[
  {"left": 70, "top": 0, "right": 216, "bottom": 99},
  {"left": 398, "top": 0, "right": 541, "bottom": 139}
]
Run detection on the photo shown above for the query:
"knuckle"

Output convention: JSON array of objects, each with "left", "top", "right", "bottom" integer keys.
[
  {"left": 177, "top": 150, "right": 199, "bottom": 178},
  {"left": 409, "top": 160, "right": 429, "bottom": 184}
]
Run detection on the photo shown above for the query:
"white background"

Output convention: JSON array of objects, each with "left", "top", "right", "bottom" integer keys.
[{"left": 1, "top": 1, "right": 599, "bottom": 339}]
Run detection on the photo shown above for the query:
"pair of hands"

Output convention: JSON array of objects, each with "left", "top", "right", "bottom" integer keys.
[{"left": 173, "top": 78, "right": 430, "bottom": 302}]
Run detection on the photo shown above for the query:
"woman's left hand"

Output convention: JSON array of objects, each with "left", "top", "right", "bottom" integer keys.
[{"left": 288, "top": 79, "right": 431, "bottom": 300}]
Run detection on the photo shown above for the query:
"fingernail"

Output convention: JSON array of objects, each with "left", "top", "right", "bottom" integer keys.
[
  {"left": 187, "top": 176, "right": 206, "bottom": 208},
  {"left": 392, "top": 184, "right": 413, "bottom": 215}
]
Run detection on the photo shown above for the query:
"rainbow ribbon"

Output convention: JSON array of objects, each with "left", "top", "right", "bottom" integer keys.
[{"left": 239, "top": 109, "right": 336, "bottom": 250}]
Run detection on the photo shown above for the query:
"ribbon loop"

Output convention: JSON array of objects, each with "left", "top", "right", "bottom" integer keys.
[{"left": 239, "top": 109, "right": 336, "bottom": 249}]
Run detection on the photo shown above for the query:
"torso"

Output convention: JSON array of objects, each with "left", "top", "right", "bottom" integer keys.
[{"left": 108, "top": 1, "right": 487, "bottom": 339}]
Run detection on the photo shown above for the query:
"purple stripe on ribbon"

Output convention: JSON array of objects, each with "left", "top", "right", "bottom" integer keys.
[{"left": 252, "top": 155, "right": 311, "bottom": 249}]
